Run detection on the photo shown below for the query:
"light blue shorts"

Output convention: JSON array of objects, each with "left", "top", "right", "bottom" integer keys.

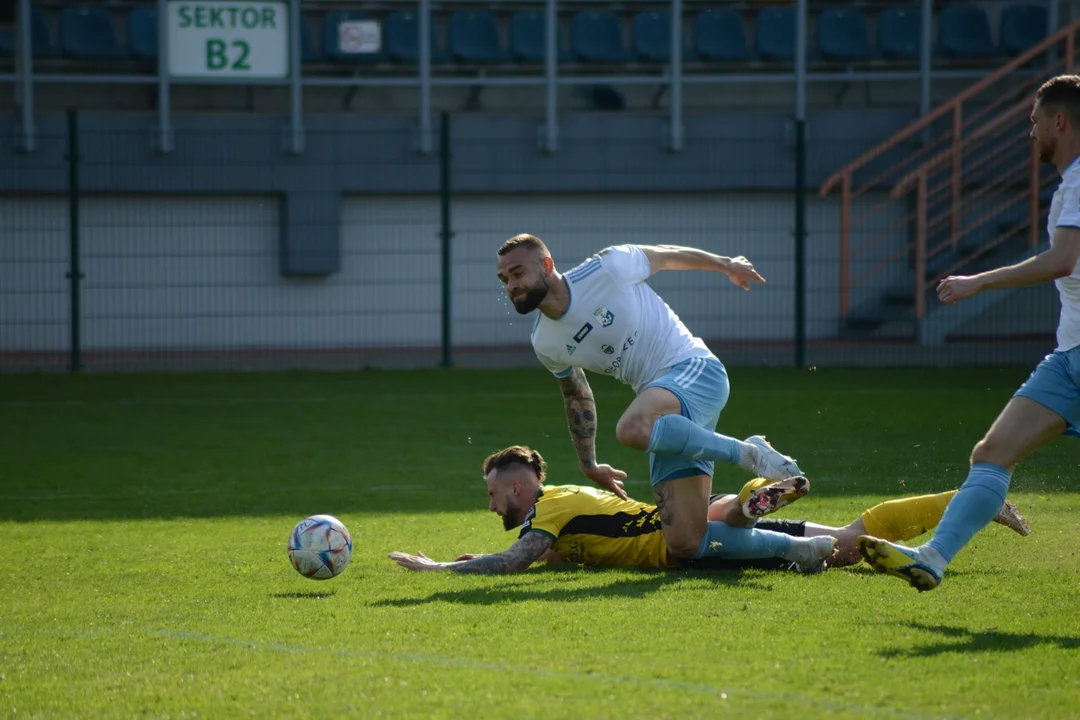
[
  {"left": 1014, "top": 347, "right": 1080, "bottom": 438},
  {"left": 641, "top": 355, "right": 729, "bottom": 485}
]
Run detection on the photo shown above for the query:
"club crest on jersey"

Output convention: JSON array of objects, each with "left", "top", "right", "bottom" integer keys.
[
  {"left": 601, "top": 344, "right": 615, "bottom": 354},
  {"left": 573, "top": 323, "right": 593, "bottom": 343},
  {"left": 592, "top": 306, "right": 615, "bottom": 328}
]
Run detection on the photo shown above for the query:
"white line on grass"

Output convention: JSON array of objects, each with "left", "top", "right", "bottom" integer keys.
[{"left": 149, "top": 629, "right": 979, "bottom": 720}]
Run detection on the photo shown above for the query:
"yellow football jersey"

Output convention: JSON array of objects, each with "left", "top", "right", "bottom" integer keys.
[{"left": 518, "top": 484, "right": 674, "bottom": 569}]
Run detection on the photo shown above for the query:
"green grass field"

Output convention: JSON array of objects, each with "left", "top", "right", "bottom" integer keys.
[{"left": 2, "top": 367, "right": 1079, "bottom": 719}]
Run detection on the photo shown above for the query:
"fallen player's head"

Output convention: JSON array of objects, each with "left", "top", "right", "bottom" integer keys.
[
  {"left": 496, "top": 234, "right": 555, "bottom": 314},
  {"left": 482, "top": 445, "right": 546, "bottom": 531}
]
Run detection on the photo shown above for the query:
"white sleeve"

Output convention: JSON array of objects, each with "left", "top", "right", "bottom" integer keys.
[
  {"left": 535, "top": 349, "right": 573, "bottom": 378},
  {"left": 1058, "top": 178, "right": 1080, "bottom": 230},
  {"left": 596, "top": 245, "right": 652, "bottom": 285}
]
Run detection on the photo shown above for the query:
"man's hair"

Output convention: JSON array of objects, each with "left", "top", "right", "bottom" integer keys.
[
  {"left": 483, "top": 445, "right": 547, "bottom": 483},
  {"left": 1036, "top": 75, "right": 1080, "bottom": 125},
  {"left": 497, "top": 234, "right": 550, "bottom": 258}
]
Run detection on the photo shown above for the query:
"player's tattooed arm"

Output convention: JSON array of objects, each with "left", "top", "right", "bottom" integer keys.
[
  {"left": 443, "top": 532, "right": 554, "bottom": 574},
  {"left": 558, "top": 368, "right": 598, "bottom": 470}
]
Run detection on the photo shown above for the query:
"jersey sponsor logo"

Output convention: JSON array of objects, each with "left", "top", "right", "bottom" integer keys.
[
  {"left": 573, "top": 323, "right": 593, "bottom": 343},
  {"left": 602, "top": 332, "right": 637, "bottom": 375},
  {"left": 592, "top": 306, "right": 615, "bottom": 328},
  {"left": 601, "top": 344, "right": 615, "bottom": 355}
]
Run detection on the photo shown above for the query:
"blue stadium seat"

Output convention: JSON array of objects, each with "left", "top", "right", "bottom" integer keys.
[
  {"left": 1000, "top": 4, "right": 1048, "bottom": 55},
  {"left": 878, "top": 7, "right": 921, "bottom": 59},
  {"left": 509, "top": 11, "right": 568, "bottom": 63},
  {"left": 60, "top": 6, "right": 127, "bottom": 59},
  {"left": 755, "top": 6, "right": 795, "bottom": 61},
  {"left": 324, "top": 11, "right": 382, "bottom": 62},
  {"left": 301, "top": 15, "right": 320, "bottom": 62},
  {"left": 128, "top": 7, "right": 156, "bottom": 60},
  {"left": 693, "top": 9, "right": 749, "bottom": 62},
  {"left": 817, "top": 8, "right": 872, "bottom": 61},
  {"left": 0, "top": 6, "right": 60, "bottom": 57},
  {"left": 383, "top": 10, "right": 447, "bottom": 63},
  {"left": 571, "top": 10, "right": 632, "bottom": 63},
  {"left": 632, "top": 11, "right": 696, "bottom": 62},
  {"left": 939, "top": 4, "right": 997, "bottom": 57},
  {"left": 449, "top": 10, "right": 509, "bottom": 62}
]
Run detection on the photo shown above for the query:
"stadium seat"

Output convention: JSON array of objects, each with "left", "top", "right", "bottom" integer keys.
[
  {"left": 817, "top": 8, "right": 872, "bottom": 61},
  {"left": 1000, "top": 4, "right": 1048, "bottom": 55},
  {"left": 755, "top": 6, "right": 795, "bottom": 61},
  {"left": 509, "top": 11, "right": 569, "bottom": 63},
  {"left": 693, "top": 9, "right": 750, "bottom": 62},
  {"left": 938, "top": 4, "right": 997, "bottom": 57},
  {"left": 383, "top": 10, "right": 447, "bottom": 63},
  {"left": 60, "top": 6, "right": 127, "bottom": 59},
  {"left": 571, "top": 10, "right": 632, "bottom": 63},
  {"left": 300, "top": 15, "right": 320, "bottom": 62},
  {"left": 878, "top": 7, "right": 921, "bottom": 59},
  {"left": 128, "top": 7, "right": 156, "bottom": 60},
  {"left": 632, "top": 11, "right": 696, "bottom": 62},
  {"left": 449, "top": 10, "right": 509, "bottom": 63},
  {"left": 0, "top": 6, "right": 60, "bottom": 57},
  {"left": 324, "top": 11, "right": 382, "bottom": 62}
]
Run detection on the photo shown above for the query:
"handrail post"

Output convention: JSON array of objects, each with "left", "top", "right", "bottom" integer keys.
[
  {"left": 840, "top": 174, "right": 851, "bottom": 318},
  {"left": 950, "top": 105, "right": 963, "bottom": 248},
  {"left": 915, "top": 170, "right": 928, "bottom": 321},
  {"left": 1030, "top": 140, "right": 1040, "bottom": 249},
  {"left": 418, "top": 0, "right": 433, "bottom": 155}
]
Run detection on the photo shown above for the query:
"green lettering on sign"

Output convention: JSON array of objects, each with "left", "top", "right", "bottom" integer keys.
[
  {"left": 232, "top": 40, "right": 251, "bottom": 70},
  {"left": 206, "top": 38, "right": 227, "bottom": 69}
]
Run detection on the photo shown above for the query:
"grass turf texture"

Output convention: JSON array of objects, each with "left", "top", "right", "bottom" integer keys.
[{"left": 2, "top": 367, "right": 1079, "bottom": 719}]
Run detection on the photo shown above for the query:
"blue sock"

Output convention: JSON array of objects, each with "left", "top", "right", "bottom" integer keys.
[
  {"left": 692, "top": 521, "right": 792, "bottom": 560},
  {"left": 646, "top": 414, "right": 741, "bottom": 464},
  {"left": 928, "top": 463, "right": 1012, "bottom": 563}
]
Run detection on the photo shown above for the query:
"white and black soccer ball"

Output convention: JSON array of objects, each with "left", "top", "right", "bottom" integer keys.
[{"left": 287, "top": 514, "right": 353, "bottom": 580}]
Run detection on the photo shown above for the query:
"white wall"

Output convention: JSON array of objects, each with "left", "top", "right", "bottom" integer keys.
[{"left": 0, "top": 192, "right": 908, "bottom": 353}]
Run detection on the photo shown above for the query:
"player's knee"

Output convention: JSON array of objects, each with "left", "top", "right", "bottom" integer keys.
[
  {"left": 615, "top": 413, "right": 653, "bottom": 451},
  {"left": 971, "top": 436, "right": 1009, "bottom": 467},
  {"left": 664, "top": 530, "right": 704, "bottom": 559}
]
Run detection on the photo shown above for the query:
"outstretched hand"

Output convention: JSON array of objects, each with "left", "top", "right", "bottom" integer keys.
[
  {"left": 724, "top": 256, "right": 766, "bottom": 291},
  {"left": 937, "top": 275, "right": 981, "bottom": 305},
  {"left": 388, "top": 551, "right": 446, "bottom": 571},
  {"left": 581, "top": 463, "right": 629, "bottom": 500}
]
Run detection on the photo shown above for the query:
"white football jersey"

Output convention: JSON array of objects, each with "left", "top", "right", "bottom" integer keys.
[
  {"left": 530, "top": 245, "right": 712, "bottom": 393},
  {"left": 1047, "top": 157, "right": 1080, "bottom": 351}
]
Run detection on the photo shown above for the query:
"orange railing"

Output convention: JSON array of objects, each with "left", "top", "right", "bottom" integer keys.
[{"left": 820, "top": 19, "right": 1080, "bottom": 322}]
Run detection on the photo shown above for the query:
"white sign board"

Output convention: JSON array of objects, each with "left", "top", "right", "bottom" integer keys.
[
  {"left": 167, "top": 1, "right": 289, "bottom": 79},
  {"left": 338, "top": 20, "right": 381, "bottom": 54}
]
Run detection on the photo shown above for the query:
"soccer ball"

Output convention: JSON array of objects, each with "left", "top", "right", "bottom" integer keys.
[{"left": 287, "top": 514, "right": 353, "bottom": 580}]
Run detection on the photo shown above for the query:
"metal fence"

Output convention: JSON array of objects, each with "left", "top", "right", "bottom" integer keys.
[{"left": 0, "top": 109, "right": 1061, "bottom": 373}]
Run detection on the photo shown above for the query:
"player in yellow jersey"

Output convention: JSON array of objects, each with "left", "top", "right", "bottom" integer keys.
[{"left": 388, "top": 446, "right": 1029, "bottom": 574}]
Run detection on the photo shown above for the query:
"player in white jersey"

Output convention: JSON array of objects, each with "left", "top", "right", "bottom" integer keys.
[
  {"left": 859, "top": 74, "right": 1080, "bottom": 591},
  {"left": 495, "top": 234, "right": 806, "bottom": 566}
]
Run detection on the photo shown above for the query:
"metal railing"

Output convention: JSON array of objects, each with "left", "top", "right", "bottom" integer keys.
[
  {"left": 0, "top": 0, "right": 1059, "bottom": 156},
  {"left": 819, "top": 18, "right": 1080, "bottom": 322}
]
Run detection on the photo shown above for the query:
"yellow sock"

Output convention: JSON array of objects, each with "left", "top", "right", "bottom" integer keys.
[
  {"left": 860, "top": 490, "right": 958, "bottom": 541},
  {"left": 737, "top": 478, "right": 773, "bottom": 506}
]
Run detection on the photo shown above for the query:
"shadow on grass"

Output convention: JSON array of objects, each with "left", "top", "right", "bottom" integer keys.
[
  {"left": 372, "top": 566, "right": 782, "bottom": 607},
  {"left": 877, "top": 621, "right": 1080, "bottom": 658}
]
